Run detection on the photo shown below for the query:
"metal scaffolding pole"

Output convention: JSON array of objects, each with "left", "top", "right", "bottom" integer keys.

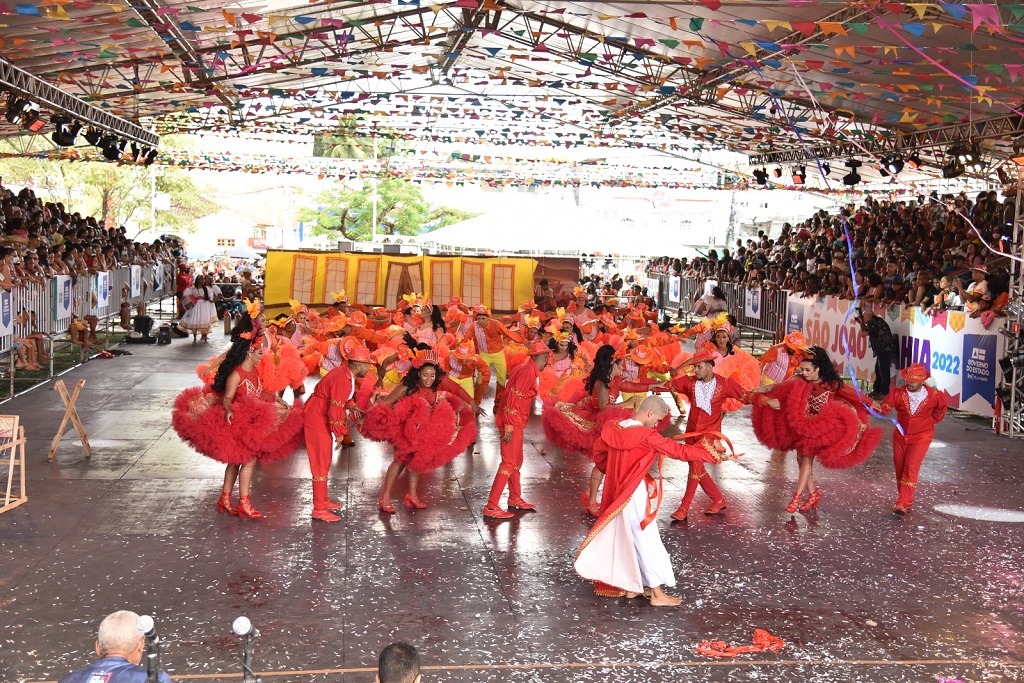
[{"left": 997, "top": 165, "right": 1024, "bottom": 437}]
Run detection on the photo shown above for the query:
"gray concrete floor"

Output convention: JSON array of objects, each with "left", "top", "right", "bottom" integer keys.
[{"left": 1, "top": 333, "right": 1023, "bottom": 682}]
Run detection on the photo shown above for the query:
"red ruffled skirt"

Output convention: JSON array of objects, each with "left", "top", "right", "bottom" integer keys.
[
  {"left": 751, "top": 380, "right": 881, "bottom": 469},
  {"left": 542, "top": 392, "right": 632, "bottom": 458},
  {"left": 172, "top": 387, "right": 305, "bottom": 465},
  {"left": 359, "top": 393, "right": 478, "bottom": 473}
]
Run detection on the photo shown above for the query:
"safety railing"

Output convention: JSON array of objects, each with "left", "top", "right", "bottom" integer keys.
[
  {"left": 647, "top": 272, "right": 787, "bottom": 341},
  {"left": 0, "top": 263, "right": 176, "bottom": 398}
]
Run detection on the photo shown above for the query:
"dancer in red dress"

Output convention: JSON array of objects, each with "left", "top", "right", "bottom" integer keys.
[
  {"left": 871, "top": 363, "right": 948, "bottom": 514},
  {"left": 752, "top": 346, "right": 883, "bottom": 513},
  {"left": 172, "top": 334, "right": 305, "bottom": 519},
  {"left": 666, "top": 348, "right": 755, "bottom": 520},
  {"left": 575, "top": 396, "right": 726, "bottom": 605},
  {"left": 303, "top": 342, "right": 376, "bottom": 522},
  {"left": 362, "top": 352, "right": 479, "bottom": 512},
  {"left": 482, "top": 341, "right": 551, "bottom": 519}
]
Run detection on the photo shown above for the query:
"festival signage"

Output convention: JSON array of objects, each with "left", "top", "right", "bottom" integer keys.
[
  {"left": 646, "top": 277, "right": 660, "bottom": 301},
  {"left": 669, "top": 276, "right": 681, "bottom": 305},
  {"left": 153, "top": 264, "right": 164, "bottom": 293},
  {"left": 130, "top": 266, "right": 142, "bottom": 298},
  {"left": 0, "top": 290, "right": 11, "bottom": 337},
  {"left": 744, "top": 287, "right": 762, "bottom": 320},
  {"left": 786, "top": 294, "right": 1005, "bottom": 417},
  {"left": 54, "top": 274, "right": 72, "bottom": 320},
  {"left": 96, "top": 272, "right": 109, "bottom": 308}
]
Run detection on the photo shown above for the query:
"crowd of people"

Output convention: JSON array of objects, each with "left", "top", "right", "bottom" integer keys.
[
  {"left": 168, "top": 283, "right": 946, "bottom": 606},
  {"left": 645, "top": 191, "right": 1012, "bottom": 320}
]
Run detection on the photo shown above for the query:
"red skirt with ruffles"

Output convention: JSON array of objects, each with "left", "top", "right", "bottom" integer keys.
[
  {"left": 172, "top": 387, "right": 305, "bottom": 465},
  {"left": 542, "top": 391, "right": 632, "bottom": 458},
  {"left": 750, "top": 379, "right": 881, "bottom": 469},
  {"left": 359, "top": 392, "right": 478, "bottom": 473}
]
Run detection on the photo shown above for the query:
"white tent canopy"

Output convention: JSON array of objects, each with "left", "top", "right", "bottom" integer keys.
[{"left": 418, "top": 205, "right": 706, "bottom": 258}]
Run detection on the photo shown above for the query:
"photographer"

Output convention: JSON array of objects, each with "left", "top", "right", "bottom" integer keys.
[
  {"left": 60, "top": 610, "right": 171, "bottom": 683},
  {"left": 855, "top": 307, "right": 896, "bottom": 400}
]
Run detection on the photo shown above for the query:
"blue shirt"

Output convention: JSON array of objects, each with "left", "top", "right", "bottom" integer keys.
[{"left": 59, "top": 657, "right": 172, "bottom": 683}]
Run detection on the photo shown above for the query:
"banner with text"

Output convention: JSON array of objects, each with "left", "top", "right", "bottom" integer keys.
[
  {"left": 0, "top": 290, "right": 11, "bottom": 337},
  {"left": 96, "top": 271, "right": 109, "bottom": 308},
  {"left": 744, "top": 287, "right": 762, "bottom": 320},
  {"left": 785, "top": 294, "right": 1005, "bottom": 417},
  {"left": 54, "top": 274, "right": 73, "bottom": 320},
  {"left": 130, "top": 266, "right": 142, "bottom": 298}
]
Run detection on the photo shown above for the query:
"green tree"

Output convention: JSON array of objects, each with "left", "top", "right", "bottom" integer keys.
[
  {"left": 312, "top": 116, "right": 402, "bottom": 160},
  {"left": 0, "top": 155, "right": 218, "bottom": 234},
  {"left": 299, "top": 178, "right": 475, "bottom": 241}
]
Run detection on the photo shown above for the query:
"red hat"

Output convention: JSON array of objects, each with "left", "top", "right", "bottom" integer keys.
[
  {"left": 690, "top": 347, "right": 718, "bottom": 366},
  {"left": 519, "top": 299, "right": 537, "bottom": 311},
  {"left": 528, "top": 341, "right": 551, "bottom": 356},
  {"left": 629, "top": 345, "right": 655, "bottom": 366},
  {"left": 345, "top": 344, "right": 373, "bottom": 364},
  {"left": 899, "top": 363, "right": 930, "bottom": 383},
  {"left": 473, "top": 304, "right": 490, "bottom": 317},
  {"left": 348, "top": 310, "right": 367, "bottom": 327},
  {"left": 452, "top": 339, "right": 476, "bottom": 360},
  {"left": 412, "top": 349, "right": 442, "bottom": 368},
  {"left": 784, "top": 331, "right": 808, "bottom": 352}
]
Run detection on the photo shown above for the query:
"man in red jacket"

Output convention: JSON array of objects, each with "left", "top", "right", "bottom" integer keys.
[
  {"left": 483, "top": 340, "right": 549, "bottom": 519},
  {"left": 575, "top": 396, "right": 725, "bottom": 606},
  {"left": 303, "top": 342, "right": 375, "bottom": 522},
  {"left": 872, "top": 363, "right": 948, "bottom": 515},
  {"left": 666, "top": 348, "right": 755, "bottom": 520}
]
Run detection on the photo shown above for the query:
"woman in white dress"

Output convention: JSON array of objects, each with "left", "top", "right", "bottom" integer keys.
[{"left": 180, "top": 274, "right": 221, "bottom": 342}]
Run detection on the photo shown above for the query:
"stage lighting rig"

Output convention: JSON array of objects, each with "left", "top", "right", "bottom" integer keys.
[
  {"left": 51, "top": 116, "right": 83, "bottom": 146},
  {"left": 753, "top": 168, "right": 769, "bottom": 185},
  {"left": 842, "top": 158, "right": 862, "bottom": 186},
  {"left": 792, "top": 165, "right": 805, "bottom": 185},
  {"left": 5, "top": 94, "right": 30, "bottom": 125}
]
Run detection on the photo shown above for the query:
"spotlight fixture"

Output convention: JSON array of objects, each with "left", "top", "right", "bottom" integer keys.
[
  {"left": 21, "top": 104, "right": 44, "bottom": 132},
  {"left": 842, "top": 158, "right": 862, "bottom": 186},
  {"left": 142, "top": 148, "right": 158, "bottom": 166},
  {"left": 753, "top": 168, "right": 769, "bottom": 185},
  {"left": 943, "top": 146, "right": 968, "bottom": 178},
  {"left": 5, "top": 94, "right": 30, "bottom": 125},
  {"left": 101, "top": 135, "right": 126, "bottom": 161},
  {"left": 792, "top": 165, "right": 805, "bottom": 185},
  {"left": 772, "top": 167, "right": 782, "bottom": 178},
  {"left": 821, "top": 162, "right": 831, "bottom": 177},
  {"left": 997, "top": 166, "right": 1013, "bottom": 184},
  {"left": 51, "top": 116, "right": 83, "bottom": 146},
  {"left": 882, "top": 155, "right": 904, "bottom": 175},
  {"left": 84, "top": 128, "right": 103, "bottom": 146},
  {"left": 906, "top": 153, "right": 922, "bottom": 169}
]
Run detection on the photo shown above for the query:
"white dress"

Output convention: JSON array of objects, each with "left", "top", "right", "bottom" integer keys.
[{"left": 179, "top": 285, "right": 220, "bottom": 333}]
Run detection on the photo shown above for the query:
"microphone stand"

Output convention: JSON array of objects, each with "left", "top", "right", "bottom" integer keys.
[{"left": 233, "top": 617, "right": 261, "bottom": 683}]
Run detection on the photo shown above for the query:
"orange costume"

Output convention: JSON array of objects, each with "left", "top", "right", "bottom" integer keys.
[
  {"left": 448, "top": 339, "right": 491, "bottom": 404},
  {"left": 875, "top": 364, "right": 947, "bottom": 513},
  {"left": 758, "top": 331, "right": 808, "bottom": 387},
  {"left": 471, "top": 305, "right": 525, "bottom": 392},
  {"left": 667, "top": 360, "right": 754, "bottom": 519},
  {"left": 484, "top": 342, "right": 549, "bottom": 518}
]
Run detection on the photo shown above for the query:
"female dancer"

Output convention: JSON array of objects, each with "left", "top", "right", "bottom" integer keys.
[
  {"left": 752, "top": 346, "right": 881, "bottom": 513},
  {"left": 179, "top": 274, "right": 221, "bottom": 343},
  {"left": 538, "top": 331, "right": 586, "bottom": 402},
  {"left": 362, "top": 353, "right": 479, "bottom": 512},
  {"left": 172, "top": 334, "right": 305, "bottom": 519},
  {"left": 709, "top": 327, "right": 760, "bottom": 412}
]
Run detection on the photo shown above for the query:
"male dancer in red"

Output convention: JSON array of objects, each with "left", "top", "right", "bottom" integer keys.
[
  {"left": 575, "top": 396, "right": 727, "bottom": 605},
  {"left": 303, "top": 342, "right": 375, "bottom": 522},
  {"left": 666, "top": 348, "right": 754, "bottom": 520},
  {"left": 471, "top": 305, "right": 525, "bottom": 404},
  {"left": 483, "top": 341, "right": 550, "bottom": 519},
  {"left": 871, "top": 363, "right": 947, "bottom": 515}
]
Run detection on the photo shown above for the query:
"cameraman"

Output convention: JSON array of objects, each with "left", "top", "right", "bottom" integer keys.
[
  {"left": 60, "top": 610, "right": 171, "bottom": 683},
  {"left": 855, "top": 307, "right": 896, "bottom": 400}
]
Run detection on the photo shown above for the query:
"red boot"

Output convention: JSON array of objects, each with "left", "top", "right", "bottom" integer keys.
[
  {"left": 799, "top": 488, "right": 822, "bottom": 512},
  {"left": 236, "top": 496, "right": 264, "bottom": 519},
  {"left": 216, "top": 491, "right": 236, "bottom": 515}
]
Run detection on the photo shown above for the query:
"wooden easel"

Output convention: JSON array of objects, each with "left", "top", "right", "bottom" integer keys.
[
  {"left": 48, "top": 379, "right": 92, "bottom": 462},
  {"left": 0, "top": 415, "right": 27, "bottom": 514}
]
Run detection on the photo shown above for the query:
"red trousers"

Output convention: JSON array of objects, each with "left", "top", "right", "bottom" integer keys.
[
  {"left": 893, "top": 433, "right": 931, "bottom": 506},
  {"left": 487, "top": 426, "right": 525, "bottom": 507},
  {"left": 303, "top": 395, "right": 336, "bottom": 510},
  {"left": 677, "top": 461, "right": 723, "bottom": 512}
]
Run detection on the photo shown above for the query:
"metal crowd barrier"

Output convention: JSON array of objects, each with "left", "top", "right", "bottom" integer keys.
[
  {"left": 646, "top": 272, "right": 788, "bottom": 341},
  {"left": 0, "top": 263, "right": 175, "bottom": 398}
]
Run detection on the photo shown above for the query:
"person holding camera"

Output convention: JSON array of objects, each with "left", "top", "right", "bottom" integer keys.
[
  {"left": 60, "top": 610, "right": 171, "bottom": 683},
  {"left": 855, "top": 307, "right": 896, "bottom": 399}
]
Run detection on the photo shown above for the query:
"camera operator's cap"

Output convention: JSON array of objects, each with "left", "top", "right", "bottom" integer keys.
[
  {"left": 528, "top": 340, "right": 551, "bottom": 356},
  {"left": 899, "top": 363, "right": 930, "bottom": 383}
]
